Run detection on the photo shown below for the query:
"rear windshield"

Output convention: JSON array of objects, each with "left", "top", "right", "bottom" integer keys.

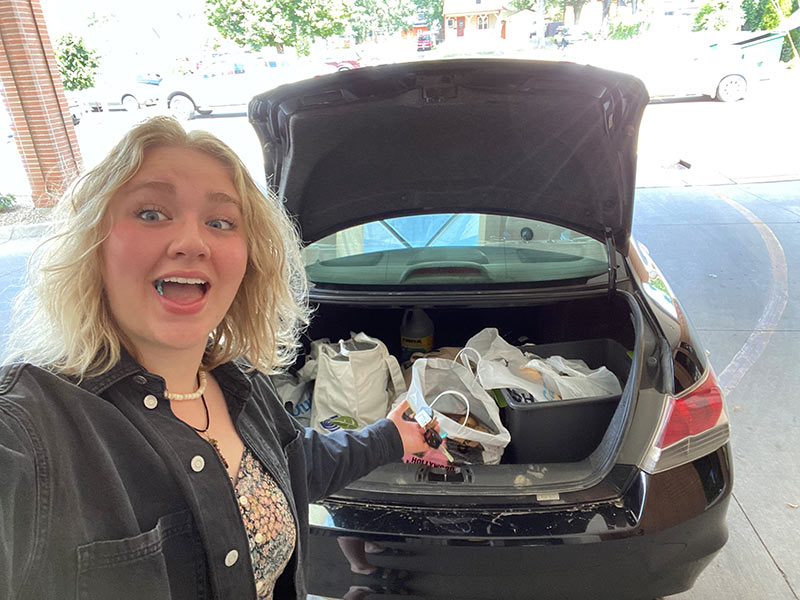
[{"left": 303, "top": 213, "right": 608, "bottom": 287}]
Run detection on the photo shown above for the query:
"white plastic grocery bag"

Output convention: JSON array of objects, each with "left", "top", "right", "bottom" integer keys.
[
  {"left": 522, "top": 355, "right": 621, "bottom": 400},
  {"left": 465, "top": 328, "right": 560, "bottom": 402},
  {"left": 309, "top": 332, "right": 406, "bottom": 433},
  {"left": 465, "top": 328, "right": 621, "bottom": 402},
  {"left": 400, "top": 357, "right": 511, "bottom": 465},
  {"left": 272, "top": 362, "right": 316, "bottom": 427}
]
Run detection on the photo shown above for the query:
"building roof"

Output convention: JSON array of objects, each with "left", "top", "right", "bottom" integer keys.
[{"left": 443, "top": 0, "right": 506, "bottom": 15}]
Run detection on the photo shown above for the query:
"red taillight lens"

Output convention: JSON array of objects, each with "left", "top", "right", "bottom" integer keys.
[{"left": 657, "top": 371, "right": 724, "bottom": 448}]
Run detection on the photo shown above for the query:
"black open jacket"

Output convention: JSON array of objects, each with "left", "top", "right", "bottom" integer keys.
[{"left": 0, "top": 353, "right": 403, "bottom": 599}]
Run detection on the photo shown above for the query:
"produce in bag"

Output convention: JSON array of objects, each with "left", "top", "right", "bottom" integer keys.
[
  {"left": 398, "top": 356, "right": 511, "bottom": 465},
  {"left": 465, "top": 328, "right": 621, "bottom": 402}
]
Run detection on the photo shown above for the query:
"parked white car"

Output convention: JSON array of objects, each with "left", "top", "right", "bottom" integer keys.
[
  {"left": 162, "top": 56, "right": 289, "bottom": 119},
  {"left": 581, "top": 31, "right": 786, "bottom": 102}
]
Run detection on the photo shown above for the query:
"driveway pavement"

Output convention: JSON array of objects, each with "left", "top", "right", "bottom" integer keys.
[{"left": 632, "top": 179, "right": 800, "bottom": 599}]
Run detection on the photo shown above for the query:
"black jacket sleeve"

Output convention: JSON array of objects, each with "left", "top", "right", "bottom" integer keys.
[
  {"left": 302, "top": 419, "right": 403, "bottom": 503},
  {"left": 0, "top": 401, "right": 40, "bottom": 599}
]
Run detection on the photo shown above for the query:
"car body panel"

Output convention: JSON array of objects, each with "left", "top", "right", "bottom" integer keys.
[
  {"left": 249, "top": 59, "right": 649, "bottom": 253},
  {"left": 165, "top": 55, "right": 333, "bottom": 114},
  {"left": 83, "top": 80, "right": 161, "bottom": 111},
  {"left": 307, "top": 447, "right": 731, "bottom": 599}
]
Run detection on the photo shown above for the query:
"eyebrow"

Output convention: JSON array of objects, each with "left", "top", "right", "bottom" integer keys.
[
  {"left": 207, "top": 191, "right": 242, "bottom": 208},
  {"left": 123, "top": 181, "right": 241, "bottom": 208}
]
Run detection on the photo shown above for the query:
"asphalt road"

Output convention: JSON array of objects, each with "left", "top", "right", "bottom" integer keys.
[
  {"left": 634, "top": 180, "right": 799, "bottom": 600},
  {"left": 1, "top": 80, "right": 799, "bottom": 599}
]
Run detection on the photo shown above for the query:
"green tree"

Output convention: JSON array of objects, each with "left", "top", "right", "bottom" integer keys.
[
  {"left": 205, "top": 0, "right": 349, "bottom": 55},
  {"left": 564, "top": 0, "right": 590, "bottom": 24},
  {"left": 741, "top": 0, "right": 799, "bottom": 62},
  {"left": 693, "top": 1, "right": 731, "bottom": 30},
  {"left": 55, "top": 34, "right": 100, "bottom": 92},
  {"left": 508, "top": 0, "right": 534, "bottom": 9},
  {"left": 347, "top": 0, "right": 417, "bottom": 43},
  {"left": 414, "top": 0, "right": 444, "bottom": 29}
]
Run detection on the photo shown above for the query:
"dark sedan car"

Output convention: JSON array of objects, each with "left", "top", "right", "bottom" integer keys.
[{"left": 249, "top": 59, "right": 732, "bottom": 600}]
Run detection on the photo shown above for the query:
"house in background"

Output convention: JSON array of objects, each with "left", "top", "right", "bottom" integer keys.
[
  {"left": 500, "top": 8, "right": 539, "bottom": 47},
  {"left": 442, "top": 0, "right": 505, "bottom": 42}
]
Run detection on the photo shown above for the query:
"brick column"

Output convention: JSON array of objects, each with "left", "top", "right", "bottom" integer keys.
[{"left": 0, "top": 0, "right": 82, "bottom": 207}]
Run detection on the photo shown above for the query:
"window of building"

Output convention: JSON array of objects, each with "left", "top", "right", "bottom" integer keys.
[{"left": 477, "top": 15, "right": 489, "bottom": 29}]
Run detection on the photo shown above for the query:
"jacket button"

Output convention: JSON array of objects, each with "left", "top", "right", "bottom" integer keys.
[
  {"left": 190, "top": 455, "right": 205, "bottom": 472},
  {"left": 133, "top": 375, "right": 148, "bottom": 385},
  {"left": 143, "top": 395, "right": 158, "bottom": 409},
  {"left": 224, "top": 549, "right": 239, "bottom": 567}
]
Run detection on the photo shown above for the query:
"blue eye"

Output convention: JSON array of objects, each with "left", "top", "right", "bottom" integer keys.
[
  {"left": 208, "top": 218, "right": 235, "bottom": 230},
  {"left": 137, "top": 209, "right": 167, "bottom": 222}
]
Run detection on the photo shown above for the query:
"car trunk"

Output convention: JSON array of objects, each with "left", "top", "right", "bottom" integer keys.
[{"left": 301, "top": 288, "right": 647, "bottom": 505}]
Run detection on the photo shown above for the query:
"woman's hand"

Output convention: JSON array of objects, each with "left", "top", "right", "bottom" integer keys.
[{"left": 386, "top": 400, "right": 434, "bottom": 455}]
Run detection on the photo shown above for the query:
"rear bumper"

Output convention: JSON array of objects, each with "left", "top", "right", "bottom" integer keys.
[{"left": 307, "top": 446, "right": 732, "bottom": 599}]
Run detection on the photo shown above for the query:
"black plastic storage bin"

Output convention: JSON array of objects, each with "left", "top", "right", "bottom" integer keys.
[{"left": 500, "top": 338, "right": 631, "bottom": 464}]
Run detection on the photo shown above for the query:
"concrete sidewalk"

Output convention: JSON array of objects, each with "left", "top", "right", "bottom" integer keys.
[{"left": 0, "top": 220, "right": 51, "bottom": 244}]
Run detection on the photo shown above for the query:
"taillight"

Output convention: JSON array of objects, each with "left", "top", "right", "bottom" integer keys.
[
  {"left": 658, "top": 373, "right": 724, "bottom": 448},
  {"left": 643, "top": 369, "right": 730, "bottom": 474}
]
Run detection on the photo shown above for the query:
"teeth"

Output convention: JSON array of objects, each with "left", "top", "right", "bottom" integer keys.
[
  {"left": 154, "top": 277, "right": 208, "bottom": 297},
  {"left": 161, "top": 277, "right": 207, "bottom": 285}
]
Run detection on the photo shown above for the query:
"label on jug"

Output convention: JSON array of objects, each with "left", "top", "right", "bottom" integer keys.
[{"left": 401, "top": 334, "right": 434, "bottom": 361}]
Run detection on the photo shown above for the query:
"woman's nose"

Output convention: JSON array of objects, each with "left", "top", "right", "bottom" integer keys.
[{"left": 167, "top": 218, "right": 210, "bottom": 258}]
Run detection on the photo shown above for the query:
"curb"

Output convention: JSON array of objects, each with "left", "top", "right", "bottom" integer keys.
[{"left": 0, "top": 221, "right": 52, "bottom": 244}]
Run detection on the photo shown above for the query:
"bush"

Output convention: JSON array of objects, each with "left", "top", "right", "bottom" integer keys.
[
  {"left": 55, "top": 34, "right": 100, "bottom": 92},
  {"left": 0, "top": 193, "right": 16, "bottom": 212},
  {"left": 782, "top": 28, "right": 800, "bottom": 62},
  {"left": 608, "top": 21, "right": 645, "bottom": 40}
]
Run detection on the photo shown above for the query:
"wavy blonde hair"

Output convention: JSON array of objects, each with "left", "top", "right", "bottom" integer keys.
[{"left": 6, "top": 116, "right": 310, "bottom": 376}]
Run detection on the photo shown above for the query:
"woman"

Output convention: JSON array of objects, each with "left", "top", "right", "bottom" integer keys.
[{"left": 0, "top": 116, "right": 429, "bottom": 599}]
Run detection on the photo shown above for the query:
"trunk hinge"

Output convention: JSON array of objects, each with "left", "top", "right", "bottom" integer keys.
[{"left": 604, "top": 227, "right": 617, "bottom": 297}]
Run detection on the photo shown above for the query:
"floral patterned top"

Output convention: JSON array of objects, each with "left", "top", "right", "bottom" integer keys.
[{"left": 234, "top": 448, "right": 297, "bottom": 599}]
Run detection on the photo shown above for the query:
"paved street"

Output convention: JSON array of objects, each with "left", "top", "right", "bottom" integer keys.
[{"left": 633, "top": 180, "right": 800, "bottom": 599}]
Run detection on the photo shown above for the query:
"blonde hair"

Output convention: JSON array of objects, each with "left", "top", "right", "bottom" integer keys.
[{"left": 6, "top": 116, "right": 310, "bottom": 376}]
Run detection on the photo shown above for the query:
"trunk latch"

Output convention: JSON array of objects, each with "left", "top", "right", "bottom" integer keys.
[{"left": 605, "top": 226, "right": 617, "bottom": 296}]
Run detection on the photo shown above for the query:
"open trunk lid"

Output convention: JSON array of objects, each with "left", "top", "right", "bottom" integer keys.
[{"left": 249, "top": 59, "right": 649, "bottom": 254}]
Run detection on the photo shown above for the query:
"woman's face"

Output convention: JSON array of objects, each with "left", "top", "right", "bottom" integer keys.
[{"left": 101, "top": 146, "right": 248, "bottom": 360}]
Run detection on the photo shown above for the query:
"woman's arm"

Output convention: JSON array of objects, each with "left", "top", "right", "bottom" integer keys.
[
  {"left": 0, "top": 404, "right": 39, "bottom": 598},
  {"left": 301, "top": 401, "right": 430, "bottom": 502}
]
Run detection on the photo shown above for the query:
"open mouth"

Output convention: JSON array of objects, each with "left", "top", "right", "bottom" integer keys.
[{"left": 154, "top": 277, "right": 209, "bottom": 304}]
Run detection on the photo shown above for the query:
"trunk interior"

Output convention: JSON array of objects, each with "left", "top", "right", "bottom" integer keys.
[{"left": 300, "top": 291, "right": 646, "bottom": 500}]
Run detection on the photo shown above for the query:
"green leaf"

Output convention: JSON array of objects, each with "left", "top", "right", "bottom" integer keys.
[{"left": 330, "top": 415, "right": 360, "bottom": 429}]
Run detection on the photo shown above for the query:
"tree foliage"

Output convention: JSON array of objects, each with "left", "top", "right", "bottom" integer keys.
[
  {"left": 692, "top": 0, "right": 747, "bottom": 31},
  {"left": 414, "top": 0, "right": 444, "bottom": 29},
  {"left": 0, "top": 192, "right": 16, "bottom": 212},
  {"left": 741, "top": 0, "right": 799, "bottom": 61},
  {"left": 347, "top": 0, "right": 417, "bottom": 43},
  {"left": 205, "top": 0, "right": 349, "bottom": 55},
  {"left": 608, "top": 20, "right": 646, "bottom": 39},
  {"left": 565, "top": 0, "right": 590, "bottom": 24},
  {"left": 55, "top": 34, "right": 100, "bottom": 92}
]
